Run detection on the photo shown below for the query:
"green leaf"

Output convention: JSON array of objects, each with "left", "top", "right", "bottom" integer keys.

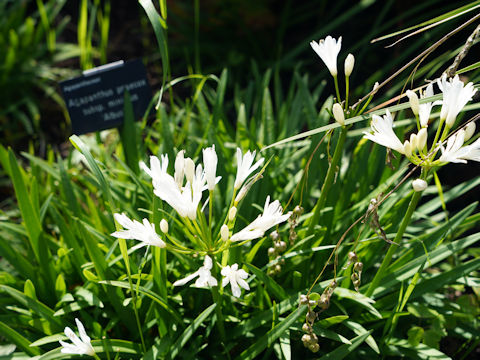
[
  {"left": 0, "top": 321, "right": 41, "bottom": 356},
  {"left": 318, "top": 331, "right": 372, "bottom": 360},
  {"left": 235, "top": 306, "right": 307, "bottom": 360},
  {"left": 168, "top": 303, "right": 216, "bottom": 359},
  {"left": 99, "top": 280, "right": 183, "bottom": 324},
  {"left": 245, "top": 263, "right": 288, "bottom": 300}
]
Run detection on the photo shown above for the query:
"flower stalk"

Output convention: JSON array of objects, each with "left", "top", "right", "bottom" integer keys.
[
  {"left": 365, "top": 187, "right": 423, "bottom": 297},
  {"left": 307, "top": 126, "right": 348, "bottom": 235}
]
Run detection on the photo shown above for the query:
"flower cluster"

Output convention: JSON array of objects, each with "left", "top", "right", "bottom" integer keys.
[
  {"left": 59, "top": 318, "right": 95, "bottom": 356},
  {"left": 363, "top": 75, "right": 478, "bottom": 180},
  {"left": 110, "top": 146, "right": 290, "bottom": 298}
]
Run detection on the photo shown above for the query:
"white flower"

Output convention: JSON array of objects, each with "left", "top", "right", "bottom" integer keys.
[
  {"left": 437, "top": 74, "right": 477, "bottom": 128},
  {"left": 439, "top": 130, "right": 480, "bottom": 163},
  {"left": 363, "top": 110, "right": 405, "bottom": 154},
  {"left": 111, "top": 213, "right": 166, "bottom": 248},
  {"left": 203, "top": 145, "right": 220, "bottom": 191},
  {"left": 173, "top": 255, "right": 218, "bottom": 288},
  {"left": 141, "top": 155, "right": 206, "bottom": 220},
  {"left": 221, "top": 263, "right": 250, "bottom": 297},
  {"left": 412, "top": 179, "right": 427, "bottom": 192},
  {"left": 418, "top": 83, "right": 442, "bottom": 127},
  {"left": 234, "top": 148, "right": 264, "bottom": 190},
  {"left": 310, "top": 36, "right": 342, "bottom": 76},
  {"left": 59, "top": 318, "right": 95, "bottom": 356},
  {"left": 230, "top": 196, "right": 291, "bottom": 242}
]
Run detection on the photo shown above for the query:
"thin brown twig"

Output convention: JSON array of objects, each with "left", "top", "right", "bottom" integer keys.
[
  {"left": 446, "top": 23, "right": 480, "bottom": 77},
  {"left": 352, "top": 12, "right": 480, "bottom": 110}
]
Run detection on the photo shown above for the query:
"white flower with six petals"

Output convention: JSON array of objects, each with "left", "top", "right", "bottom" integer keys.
[
  {"left": 230, "top": 196, "right": 291, "bottom": 242},
  {"left": 221, "top": 263, "right": 250, "bottom": 298},
  {"left": 173, "top": 255, "right": 218, "bottom": 288},
  {"left": 310, "top": 36, "right": 342, "bottom": 76},
  {"left": 363, "top": 110, "right": 405, "bottom": 154},
  {"left": 111, "top": 213, "right": 166, "bottom": 248},
  {"left": 59, "top": 318, "right": 95, "bottom": 356},
  {"left": 234, "top": 148, "right": 264, "bottom": 190}
]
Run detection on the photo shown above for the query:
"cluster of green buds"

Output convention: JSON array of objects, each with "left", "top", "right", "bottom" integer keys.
[
  {"left": 288, "top": 205, "right": 303, "bottom": 245},
  {"left": 347, "top": 252, "right": 363, "bottom": 291},
  {"left": 267, "top": 231, "right": 286, "bottom": 276},
  {"left": 299, "top": 280, "right": 338, "bottom": 353}
]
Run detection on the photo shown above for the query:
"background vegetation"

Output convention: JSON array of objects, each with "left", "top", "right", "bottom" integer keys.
[{"left": 1, "top": 0, "right": 480, "bottom": 359}]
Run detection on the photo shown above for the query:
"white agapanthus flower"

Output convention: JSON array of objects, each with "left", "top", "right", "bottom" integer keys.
[
  {"left": 221, "top": 263, "right": 250, "bottom": 298},
  {"left": 310, "top": 36, "right": 342, "bottom": 76},
  {"left": 363, "top": 110, "right": 405, "bottom": 154},
  {"left": 111, "top": 213, "right": 166, "bottom": 248},
  {"left": 437, "top": 74, "right": 477, "bottom": 128},
  {"left": 173, "top": 255, "right": 218, "bottom": 288},
  {"left": 141, "top": 155, "right": 206, "bottom": 220},
  {"left": 234, "top": 148, "right": 264, "bottom": 190},
  {"left": 230, "top": 196, "right": 291, "bottom": 242},
  {"left": 203, "top": 145, "right": 220, "bottom": 191},
  {"left": 59, "top": 318, "right": 95, "bottom": 356},
  {"left": 418, "top": 83, "right": 442, "bottom": 128},
  {"left": 439, "top": 130, "right": 480, "bottom": 163}
]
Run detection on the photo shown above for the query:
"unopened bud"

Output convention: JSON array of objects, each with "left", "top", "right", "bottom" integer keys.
[
  {"left": 228, "top": 206, "right": 237, "bottom": 221},
  {"left": 403, "top": 140, "right": 412, "bottom": 158},
  {"left": 412, "top": 179, "right": 427, "bottom": 192},
  {"left": 332, "top": 103, "right": 345, "bottom": 126},
  {"left": 344, "top": 53, "right": 355, "bottom": 77},
  {"left": 160, "top": 219, "right": 169, "bottom": 234},
  {"left": 417, "top": 128, "right": 427, "bottom": 150},
  {"left": 409, "top": 133, "right": 418, "bottom": 151},
  {"left": 406, "top": 90, "right": 419, "bottom": 116},
  {"left": 184, "top": 158, "right": 195, "bottom": 184},
  {"left": 221, "top": 224, "right": 229, "bottom": 241},
  {"left": 268, "top": 247, "right": 276, "bottom": 257},
  {"left": 372, "top": 82, "right": 380, "bottom": 92},
  {"left": 235, "top": 185, "right": 249, "bottom": 202},
  {"left": 465, "top": 122, "right": 476, "bottom": 142}
]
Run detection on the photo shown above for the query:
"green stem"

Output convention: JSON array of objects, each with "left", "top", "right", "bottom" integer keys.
[
  {"left": 345, "top": 76, "right": 350, "bottom": 109},
  {"left": 210, "top": 261, "right": 226, "bottom": 342},
  {"left": 431, "top": 118, "right": 445, "bottom": 152},
  {"left": 365, "top": 189, "right": 422, "bottom": 297},
  {"left": 333, "top": 75, "right": 342, "bottom": 103},
  {"left": 306, "top": 127, "right": 348, "bottom": 235}
]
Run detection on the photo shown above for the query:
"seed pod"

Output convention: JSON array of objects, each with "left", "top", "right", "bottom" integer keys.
[
  {"left": 299, "top": 294, "right": 309, "bottom": 305},
  {"left": 302, "top": 323, "right": 311, "bottom": 332},
  {"left": 268, "top": 247, "right": 276, "bottom": 257},
  {"left": 306, "top": 310, "right": 316, "bottom": 323},
  {"left": 270, "top": 230, "right": 279, "bottom": 241},
  {"left": 309, "top": 342, "right": 320, "bottom": 353},
  {"left": 348, "top": 251, "right": 358, "bottom": 262}
]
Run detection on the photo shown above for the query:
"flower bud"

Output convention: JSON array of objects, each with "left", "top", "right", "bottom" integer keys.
[
  {"left": 221, "top": 224, "right": 229, "bottom": 241},
  {"left": 234, "top": 185, "right": 249, "bottom": 203},
  {"left": 160, "top": 219, "right": 169, "bottom": 234},
  {"left": 409, "top": 133, "right": 418, "bottom": 151},
  {"left": 332, "top": 103, "right": 345, "bottom": 126},
  {"left": 184, "top": 158, "right": 195, "bottom": 184},
  {"left": 465, "top": 122, "right": 476, "bottom": 142},
  {"left": 412, "top": 179, "right": 427, "bottom": 192},
  {"left": 406, "top": 90, "right": 419, "bottom": 116},
  {"left": 417, "top": 128, "right": 427, "bottom": 150},
  {"left": 174, "top": 150, "right": 185, "bottom": 187},
  {"left": 228, "top": 206, "right": 237, "bottom": 221},
  {"left": 372, "top": 82, "right": 380, "bottom": 92},
  {"left": 344, "top": 53, "right": 355, "bottom": 77},
  {"left": 403, "top": 140, "right": 412, "bottom": 158}
]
